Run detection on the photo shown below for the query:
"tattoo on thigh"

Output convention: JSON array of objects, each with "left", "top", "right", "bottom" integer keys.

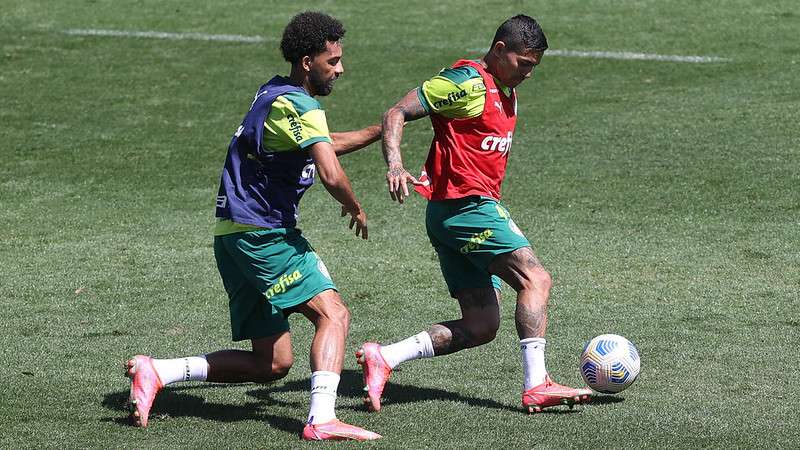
[{"left": 526, "top": 254, "right": 542, "bottom": 268}]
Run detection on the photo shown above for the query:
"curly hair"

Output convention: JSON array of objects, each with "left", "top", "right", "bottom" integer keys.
[{"left": 280, "top": 12, "right": 346, "bottom": 64}]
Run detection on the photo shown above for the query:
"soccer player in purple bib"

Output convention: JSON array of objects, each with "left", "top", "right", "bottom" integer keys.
[{"left": 125, "top": 12, "right": 381, "bottom": 441}]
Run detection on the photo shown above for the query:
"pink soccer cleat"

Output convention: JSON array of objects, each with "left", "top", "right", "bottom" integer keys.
[
  {"left": 521, "top": 375, "right": 592, "bottom": 414},
  {"left": 355, "top": 342, "right": 392, "bottom": 412},
  {"left": 125, "top": 355, "right": 164, "bottom": 427},
  {"left": 301, "top": 419, "right": 382, "bottom": 441}
]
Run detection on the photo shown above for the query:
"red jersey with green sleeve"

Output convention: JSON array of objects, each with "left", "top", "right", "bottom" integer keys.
[{"left": 414, "top": 59, "right": 517, "bottom": 201}]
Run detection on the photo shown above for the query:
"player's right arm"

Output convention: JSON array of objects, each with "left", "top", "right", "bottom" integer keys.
[
  {"left": 383, "top": 65, "right": 485, "bottom": 203},
  {"left": 331, "top": 124, "right": 382, "bottom": 156},
  {"left": 309, "top": 141, "right": 368, "bottom": 240},
  {"left": 382, "top": 89, "right": 428, "bottom": 203}
]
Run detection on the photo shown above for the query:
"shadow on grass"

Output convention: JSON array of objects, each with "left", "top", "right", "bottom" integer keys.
[
  {"left": 248, "top": 369, "right": 521, "bottom": 414},
  {"left": 589, "top": 395, "right": 626, "bottom": 406},
  {"left": 101, "top": 384, "right": 304, "bottom": 435},
  {"left": 102, "top": 368, "right": 604, "bottom": 430}
]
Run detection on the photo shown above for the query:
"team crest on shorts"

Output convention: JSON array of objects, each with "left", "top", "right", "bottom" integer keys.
[
  {"left": 508, "top": 219, "right": 524, "bottom": 237},
  {"left": 314, "top": 253, "right": 332, "bottom": 280}
]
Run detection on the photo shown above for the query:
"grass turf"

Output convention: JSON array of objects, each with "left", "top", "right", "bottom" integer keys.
[{"left": 1, "top": 0, "right": 798, "bottom": 448}]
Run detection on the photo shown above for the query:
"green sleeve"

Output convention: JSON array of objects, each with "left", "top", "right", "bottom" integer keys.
[{"left": 418, "top": 66, "right": 486, "bottom": 119}]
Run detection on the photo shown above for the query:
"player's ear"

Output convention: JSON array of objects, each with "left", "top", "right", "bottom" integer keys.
[
  {"left": 301, "top": 55, "right": 313, "bottom": 72},
  {"left": 491, "top": 40, "right": 507, "bottom": 56}
]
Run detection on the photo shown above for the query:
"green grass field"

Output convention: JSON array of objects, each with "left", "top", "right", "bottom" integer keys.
[{"left": 2, "top": 0, "right": 799, "bottom": 448}]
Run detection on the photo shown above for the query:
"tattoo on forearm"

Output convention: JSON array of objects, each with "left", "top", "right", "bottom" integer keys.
[
  {"left": 382, "top": 90, "right": 428, "bottom": 167},
  {"left": 382, "top": 115, "right": 404, "bottom": 166}
]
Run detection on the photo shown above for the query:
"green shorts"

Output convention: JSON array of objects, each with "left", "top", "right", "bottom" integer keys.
[
  {"left": 426, "top": 196, "right": 531, "bottom": 297},
  {"left": 214, "top": 228, "right": 336, "bottom": 341}
]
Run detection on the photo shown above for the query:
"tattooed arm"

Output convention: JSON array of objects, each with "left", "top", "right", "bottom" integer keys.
[{"left": 382, "top": 89, "right": 429, "bottom": 203}]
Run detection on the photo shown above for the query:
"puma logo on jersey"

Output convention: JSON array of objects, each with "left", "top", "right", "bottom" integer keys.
[{"left": 480, "top": 131, "right": 513, "bottom": 154}]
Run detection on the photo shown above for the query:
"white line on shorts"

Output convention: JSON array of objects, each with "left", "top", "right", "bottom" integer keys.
[
  {"left": 63, "top": 28, "right": 269, "bottom": 43},
  {"left": 467, "top": 47, "right": 729, "bottom": 63}
]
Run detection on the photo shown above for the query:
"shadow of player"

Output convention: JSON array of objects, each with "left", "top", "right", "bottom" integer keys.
[
  {"left": 101, "top": 383, "right": 304, "bottom": 435},
  {"left": 248, "top": 369, "right": 533, "bottom": 414},
  {"left": 103, "top": 368, "right": 609, "bottom": 430}
]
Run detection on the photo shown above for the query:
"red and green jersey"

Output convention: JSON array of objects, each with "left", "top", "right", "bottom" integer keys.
[{"left": 415, "top": 60, "right": 517, "bottom": 201}]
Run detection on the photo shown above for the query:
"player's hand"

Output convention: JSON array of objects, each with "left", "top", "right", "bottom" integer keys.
[
  {"left": 386, "top": 165, "right": 423, "bottom": 204},
  {"left": 341, "top": 203, "right": 368, "bottom": 240}
]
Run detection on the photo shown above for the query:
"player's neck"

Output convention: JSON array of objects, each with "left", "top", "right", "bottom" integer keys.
[
  {"left": 481, "top": 54, "right": 497, "bottom": 77},
  {"left": 479, "top": 56, "right": 511, "bottom": 95},
  {"left": 287, "top": 67, "right": 314, "bottom": 96}
]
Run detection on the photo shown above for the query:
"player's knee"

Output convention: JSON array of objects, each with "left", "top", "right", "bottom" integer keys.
[
  {"left": 519, "top": 266, "right": 551, "bottom": 293},
  {"left": 313, "top": 298, "right": 351, "bottom": 336},
  {"left": 254, "top": 356, "right": 293, "bottom": 383},
  {"left": 467, "top": 318, "right": 500, "bottom": 346},
  {"left": 270, "top": 359, "right": 293, "bottom": 380},
  {"left": 475, "top": 326, "right": 498, "bottom": 345},
  {"left": 326, "top": 300, "right": 351, "bottom": 330}
]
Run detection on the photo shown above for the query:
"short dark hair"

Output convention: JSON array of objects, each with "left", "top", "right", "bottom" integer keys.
[
  {"left": 491, "top": 15, "right": 548, "bottom": 53},
  {"left": 280, "top": 11, "right": 346, "bottom": 63}
]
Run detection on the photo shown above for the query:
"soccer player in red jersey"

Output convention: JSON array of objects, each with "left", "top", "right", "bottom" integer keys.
[{"left": 357, "top": 15, "right": 592, "bottom": 414}]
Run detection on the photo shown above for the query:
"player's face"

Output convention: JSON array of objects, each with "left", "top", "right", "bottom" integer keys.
[
  {"left": 496, "top": 45, "right": 543, "bottom": 88},
  {"left": 308, "top": 40, "right": 344, "bottom": 96}
]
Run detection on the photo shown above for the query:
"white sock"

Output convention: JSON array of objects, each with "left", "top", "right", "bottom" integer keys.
[
  {"left": 307, "top": 371, "right": 339, "bottom": 424},
  {"left": 520, "top": 338, "right": 547, "bottom": 390},
  {"left": 152, "top": 356, "right": 209, "bottom": 385},
  {"left": 379, "top": 331, "right": 435, "bottom": 369}
]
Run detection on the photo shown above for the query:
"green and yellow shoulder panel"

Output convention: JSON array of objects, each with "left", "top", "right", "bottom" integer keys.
[
  {"left": 418, "top": 65, "right": 486, "bottom": 119},
  {"left": 263, "top": 91, "right": 331, "bottom": 152}
]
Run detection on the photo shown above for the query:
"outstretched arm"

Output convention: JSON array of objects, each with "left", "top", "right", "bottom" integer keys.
[
  {"left": 383, "top": 89, "right": 429, "bottom": 203},
  {"left": 308, "top": 141, "right": 368, "bottom": 239},
  {"left": 330, "top": 124, "right": 382, "bottom": 156}
]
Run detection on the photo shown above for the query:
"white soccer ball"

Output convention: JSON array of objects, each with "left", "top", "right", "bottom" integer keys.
[{"left": 579, "top": 334, "right": 641, "bottom": 394}]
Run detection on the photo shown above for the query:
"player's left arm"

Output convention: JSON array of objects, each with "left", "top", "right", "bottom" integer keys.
[
  {"left": 330, "top": 124, "right": 382, "bottom": 156},
  {"left": 309, "top": 140, "right": 368, "bottom": 240}
]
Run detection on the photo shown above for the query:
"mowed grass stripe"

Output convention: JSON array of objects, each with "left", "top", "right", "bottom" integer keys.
[
  {"left": 545, "top": 49, "right": 730, "bottom": 63},
  {"left": 468, "top": 47, "right": 730, "bottom": 63},
  {"left": 63, "top": 28, "right": 271, "bottom": 43},
  {"left": 63, "top": 28, "right": 730, "bottom": 63},
  {"left": 0, "top": 2, "right": 794, "bottom": 446}
]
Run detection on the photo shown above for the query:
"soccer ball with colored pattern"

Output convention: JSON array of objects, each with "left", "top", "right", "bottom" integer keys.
[{"left": 579, "top": 334, "right": 640, "bottom": 394}]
